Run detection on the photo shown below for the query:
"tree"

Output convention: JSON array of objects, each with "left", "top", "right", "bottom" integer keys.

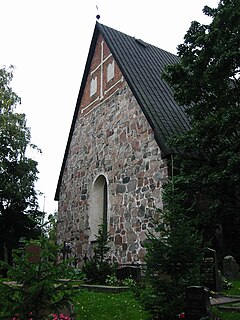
[
  {"left": 163, "top": 0, "right": 240, "bottom": 259},
  {"left": 0, "top": 236, "right": 75, "bottom": 319},
  {"left": 143, "top": 172, "right": 203, "bottom": 319},
  {"left": 43, "top": 212, "right": 58, "bottom": 242},
  {"left": 82, "top": 223, "right": 114, "bottom": 284},
  {"left": 0, "top": 66, "right": 42, "bottom": 266},
  {"left": 143, "top": 3, "right": 239, "bottom": 317}
]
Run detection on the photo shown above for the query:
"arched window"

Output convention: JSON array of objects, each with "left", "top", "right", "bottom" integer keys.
[{"left": 89, "top": 175, "right": 108, "bottom": 241}]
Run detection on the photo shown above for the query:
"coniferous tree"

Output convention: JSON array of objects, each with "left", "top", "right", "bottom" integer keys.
[
  {"left": 144, "top": 172, "right": 203, "bottom": 319},
  {"left": 143, "top": 1, "right": 239, "bottom": 317},
  {"left": 0, "top": 236, "right": 75, "bottom": 319},
  {"left": 82, "top": 223, "right": 114, "bottom": 284}
]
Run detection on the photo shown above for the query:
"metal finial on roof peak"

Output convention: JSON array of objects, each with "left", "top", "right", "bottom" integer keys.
[{"left": 96, "top": 4, "right": 100, "bottom": 20}]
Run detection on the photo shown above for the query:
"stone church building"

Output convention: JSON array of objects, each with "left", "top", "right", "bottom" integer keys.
[{"left": 55, "top": 22, "right": 189, "bottom": 265}]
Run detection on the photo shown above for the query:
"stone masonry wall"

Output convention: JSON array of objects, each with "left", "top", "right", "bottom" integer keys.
[{"left": 57, "top": 79, "right": 168, "bottom": 265}]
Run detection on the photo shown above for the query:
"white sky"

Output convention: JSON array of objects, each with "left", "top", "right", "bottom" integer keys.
[{"left": 0, "top": 0, "right": 219, "bottom": 215}]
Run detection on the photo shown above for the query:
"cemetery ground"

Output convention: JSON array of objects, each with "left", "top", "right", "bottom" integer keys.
[
  {"left": 1, "top": 278, "right": 240, "bottom": 319},
  {"left": 0, "top": 277, "right": 150, "bottom": 319},
  {"left": 211, "top": 280, "right": 240, "bottom": 319},
  {"left": 72, "top": 281, "right": 240, "bottom": 320},
  {"left": 54, "top": 279, "right": 240, "bottom": 319},
  {"left": 1, "top": 234, "right": 240, "bottom": 319}
]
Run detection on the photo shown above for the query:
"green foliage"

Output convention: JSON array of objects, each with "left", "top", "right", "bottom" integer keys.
[
  {"left": 139, "top": 284, "right": 185, "bottom": 320},
  {"left": 222, "top": 280, "right": 240, "bottom": 296},
  {"left": 105, "top": 274, "right": 137, "bottom": 288},
  {"left": 0, "top": 65, "right": 42, "bottom": 266},
  {"left": 163, "top": 0, "right": 240, "bottom": 255},
  {"left": 43, "top": 212, "right": 58, "bottom": 242},
  {"left": 144, "top": 1, "right": 240, "bottom": 317},
  {"left": 212, "top": 308, "right": 239, "bottom": 320},
  {"left": 82, "top": 223, "right": 114, "bottom": 284},
  {"left": 211, "top": 280, "right": 240, "bottom": 319},
  {"left": 143, "top": 174, "right": 203, "bottom": 319},
  {"left": 0, "top": 236, "right": 75, "bottom": 319},
  {"left": 121, "top": 277, "right": 137, "bottom": 288},
  {"left": 93, "top": 222, "right": 110, "bottom": 263},
  {"left": 83, "top": 258, "right": 113, "bottom": 284},
  {"left": 105, "top": 274, "right": 120, "bottom": 286}
]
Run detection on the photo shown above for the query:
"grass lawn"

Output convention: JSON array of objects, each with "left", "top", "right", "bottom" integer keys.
[
  {"left": 1, "top": 279, "right": 240, "bottom": 319},
  {"left": 211, "top": 280, "right": 240, "bottom": 320},
  {"left": 71, "top": 281, "right": 240, "bottom": 320},
  {"left": 222, "top": 280, "right": 240, "bottom": 296},
  {"left": 73, "top": 290, "right": 151, "bottom": 320},
  {"left": 212, "top": 307, "right": 240, "bottom": 320}
]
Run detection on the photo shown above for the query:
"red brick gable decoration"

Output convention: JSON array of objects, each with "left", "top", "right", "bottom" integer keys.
[{"left": 81, "top": 34, "right": 123, "bottom": 116}]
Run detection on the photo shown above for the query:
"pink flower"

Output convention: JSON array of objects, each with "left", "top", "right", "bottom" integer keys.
[{"left": 50, "top": 314, "right": 71, "bottom": 320}]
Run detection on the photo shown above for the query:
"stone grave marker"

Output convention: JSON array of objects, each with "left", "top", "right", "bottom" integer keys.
[
  {"left": 26, "top": 244, "right": 41, "bottom": 263},
  {"left": 223, "top": 255, "right": 240, "bottom": 281},
  {"left": 201, "top": 248, "right": 220, "bottom": 292},
  {"left": 185, "top": 286, "right": 211, "bottom": 320},
  {"left": 117, "top": 265, "right": 141, "bottom": 282}
]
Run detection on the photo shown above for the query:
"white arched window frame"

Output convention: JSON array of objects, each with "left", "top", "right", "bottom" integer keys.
[{"left": 89, "top": 175, "right": 108, "bottom": 242}]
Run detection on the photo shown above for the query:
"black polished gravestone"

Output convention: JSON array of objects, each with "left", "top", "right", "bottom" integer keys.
[
  {"left": 185, "top": 286, "right": 211, "bottom": 320},
  {"left": 116, "top": 265, "right": 141, "bottom": 282}
]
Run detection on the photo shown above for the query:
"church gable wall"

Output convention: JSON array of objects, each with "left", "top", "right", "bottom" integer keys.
[{"left": 57, "top": 35, "right": 168, "bottom": 265}]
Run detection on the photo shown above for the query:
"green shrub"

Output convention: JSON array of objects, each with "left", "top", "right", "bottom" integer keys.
[
  {"left": 82, "top": 223, "right": 115, "bottom": 284},
  {"left": 0, "top": 236, "right": 75, "bottom": 319},
  {"left": 143, "top": 177, "right": 204, "bottom": 319},
  {"left": 83, "top": 258, "right": 114, "bottom": 284},
  {"left": 105, "top": 274, "right": 120, "bottom": 286}
]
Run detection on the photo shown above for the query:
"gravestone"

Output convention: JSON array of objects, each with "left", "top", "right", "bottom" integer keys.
[
  {"left": 26, "top": 244, "right": 41, "bottom": 263},
  {"left": 201, "top": 248, "right": 220, "bottom": 291},
  {"left": 223, "top": 255, "right": 240, "bottom": 281},
  {"left": 116, "top": 265, "right": 141, "bottom": 282},
  {"left": 185, "top": 286, "right": 211, "bottom": 320}
]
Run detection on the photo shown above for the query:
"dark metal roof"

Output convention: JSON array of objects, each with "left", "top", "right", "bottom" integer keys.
[{"left": 55, "top": 22, "right": 190, "bottom": 200}]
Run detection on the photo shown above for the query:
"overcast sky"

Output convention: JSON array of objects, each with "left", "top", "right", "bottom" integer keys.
[{"left": 0, "top": 0, "right": 219, "bottom": 215}]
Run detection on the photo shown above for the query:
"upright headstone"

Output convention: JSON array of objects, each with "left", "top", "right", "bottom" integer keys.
[
  {"left": 116, "top": 265, "right": 141, "bottom": 282},
  {"left": 223, "top": 255, "right": 240, "bottom": 281},
  {"left": 201, "top": 248, "right": 220, "bottom": 291},
  {"left": 27, "top": 244, "right": 41, "bottom": 263},
  {"left": 185, "top": 286, "right": 211, "bottom": 320}
]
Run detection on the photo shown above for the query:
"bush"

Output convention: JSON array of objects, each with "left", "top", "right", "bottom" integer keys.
[
  {"left": 143, "top": 177, "right": 204, "bottom": 319},
  {"left": 0, "top": 236, "right": 75, "bottom": 319},
  {"left": 82, "top": 223, "right": 115, "bottom": 284},
  {"left": 139, "top": 283, "right": 185, "bottom": 319},
  {"left": 83, "top": 258, "right": 114, "bottom": 284}
]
